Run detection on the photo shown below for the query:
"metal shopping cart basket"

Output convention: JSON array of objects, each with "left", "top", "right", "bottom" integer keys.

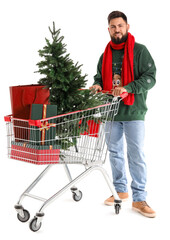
[{"left": 4, "top": 93, "right": 126, "bottom": 232}]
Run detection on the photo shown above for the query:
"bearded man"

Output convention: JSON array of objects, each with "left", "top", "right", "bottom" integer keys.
[{"left": 90, "top": 11, "right": 156, "bottom": 218}]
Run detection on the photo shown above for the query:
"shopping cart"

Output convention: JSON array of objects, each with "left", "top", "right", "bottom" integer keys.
[{"left": 4, "top": 93, "right": 127, "bottom": 232}]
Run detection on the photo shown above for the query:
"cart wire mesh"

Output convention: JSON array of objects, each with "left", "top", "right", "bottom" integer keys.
[{"left": 5, "top": 98, "right": 120, "bottom": 166}]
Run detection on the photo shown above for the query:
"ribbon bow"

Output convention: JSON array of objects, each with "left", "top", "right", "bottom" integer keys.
[{"left": 40, "top": 121, "right": 56, "bottom": 131}]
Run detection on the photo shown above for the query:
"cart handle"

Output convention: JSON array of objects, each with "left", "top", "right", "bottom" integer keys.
[
  {"left": 100, "top": 90, "right": 128, "bottom": 99},
  {"left": 120, "top": 92, "right": 128, "bottom": 99},
  {"left": 81, "top": 88, "right": 128, "bottom": 99},
  {"left": 4, "top": 115, "right": 12, "bottom": 122}
]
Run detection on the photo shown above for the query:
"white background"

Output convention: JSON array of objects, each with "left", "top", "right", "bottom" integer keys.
[{"left": 0, "top": 0, "right": 170, "bottom": 239}]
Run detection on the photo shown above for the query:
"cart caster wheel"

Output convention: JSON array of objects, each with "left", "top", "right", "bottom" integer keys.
[
  {"left": 115, "top": 204, "right": 121, "bottom": 214},
  {"left": 72, "top": 190, "right": 83, "bottom": 202},
  {"left": 29, "top": 217, "right": 42, "bottom": 232},
  {"left": 17, "top": 209, "right": 30, "bottom": 222}
]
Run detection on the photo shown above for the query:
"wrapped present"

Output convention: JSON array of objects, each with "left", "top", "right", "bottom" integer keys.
[
  {"left": 11, "top": 141, "right": 60, "bottom": 165},
  {"left": 30, "top": 104, "right": 57, "bottom": 145},
  {"left": 79, "top": 119, "right": 100, "bottom": 137}
]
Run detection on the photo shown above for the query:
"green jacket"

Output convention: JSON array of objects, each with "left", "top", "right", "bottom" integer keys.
[{"left": 93, "top": 42, "right": 156, "bottom": 121}]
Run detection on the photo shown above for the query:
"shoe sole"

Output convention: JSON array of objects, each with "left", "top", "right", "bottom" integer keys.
[
  {"left": 104, "top": 197, "right": 128, "bottom": 206},
  {"left": 132, "top": 207, "right": 156, "bottom": 218}
]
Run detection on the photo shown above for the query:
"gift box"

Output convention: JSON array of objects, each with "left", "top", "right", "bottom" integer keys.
[
  {"left": 11, "top": 141, "right": 60, "bottom": 165},
  {"left": 79, "top": 119, "right": 100, "bottom": 137},
  {"left": 10, "top": 104, "right": 59, "bottom": 164},
  {"left": 29, "top": 104, "right": 57, "bottom": 145}
]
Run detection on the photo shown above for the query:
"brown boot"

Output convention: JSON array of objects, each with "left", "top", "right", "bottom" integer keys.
[
  {"left": 132, "top": 201, "right": 156, "bottom": 218},
  {"left": 104, "top": 192, "right": 129, "bottom": 206}
]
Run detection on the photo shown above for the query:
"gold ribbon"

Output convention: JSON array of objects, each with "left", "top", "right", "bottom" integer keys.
[{"left": 39, "top": 104, "right": 55, "bottom": 145}]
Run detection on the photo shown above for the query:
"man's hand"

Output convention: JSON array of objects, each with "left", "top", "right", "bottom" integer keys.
[
  {"left": 112, "top": 87, "right": 127, "bottom": 97},
  {"left": 89, "top": 85, "right": 102, "bottom": 92}
]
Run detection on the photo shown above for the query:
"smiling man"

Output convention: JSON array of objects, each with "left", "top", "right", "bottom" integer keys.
[
  {"left": 109, "top": 16, "right": 129, "bottom": 44},
  {"left": 90, "top": 11, "right": 156, "bottom": 218}
]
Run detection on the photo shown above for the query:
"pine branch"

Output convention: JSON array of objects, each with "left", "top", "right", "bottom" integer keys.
[{"left": 36, "top": 22, "right": 110, "bottom": 150}]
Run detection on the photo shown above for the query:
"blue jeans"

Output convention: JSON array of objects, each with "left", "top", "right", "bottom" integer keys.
[{"left": 105, "top": 121, "right": 147, "bottom": 202}]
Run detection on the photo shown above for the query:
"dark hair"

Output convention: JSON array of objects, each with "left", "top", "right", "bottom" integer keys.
[{"left": 108, "top": 11, "right": 127, "bottom": 24}]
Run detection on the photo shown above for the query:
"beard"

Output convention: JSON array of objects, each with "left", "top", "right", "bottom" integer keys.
[{"left": 111, "top": 32, "right": 128, "bottom": 44}]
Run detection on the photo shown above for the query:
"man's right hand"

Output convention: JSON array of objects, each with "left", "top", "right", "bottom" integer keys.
[{"left": 89, "top": 85, "right": 102, "bottom": 92}]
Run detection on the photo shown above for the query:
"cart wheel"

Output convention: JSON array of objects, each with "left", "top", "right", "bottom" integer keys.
[
  {"left": 29, "top": 217, "right": 42, "bottom": 232},
  {"left": 115, "top": 204, "right": 121, "bottom": 214},
  {"left": 17, "top": 209, "right": 30, "bottom": 222},
  {"left": 72, "top": 190, "right": 83, "bottom": 202}
]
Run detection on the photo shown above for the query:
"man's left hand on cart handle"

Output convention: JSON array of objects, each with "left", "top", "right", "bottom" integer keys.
[{"left": 111, "top": 87, "right": 127, "bottom": 97}]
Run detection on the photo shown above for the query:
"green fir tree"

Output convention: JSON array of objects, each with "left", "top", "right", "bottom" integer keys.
[
  {"left": 36, "top": 22, "right": 109, "bottom": 150},
  {"left": 36, "top": 22, "right": 107, "bottom": 115}
]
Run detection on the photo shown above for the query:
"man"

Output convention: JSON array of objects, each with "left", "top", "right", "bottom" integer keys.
[{"left": 90, "top": 11, "right": 156, "bottom": 218}]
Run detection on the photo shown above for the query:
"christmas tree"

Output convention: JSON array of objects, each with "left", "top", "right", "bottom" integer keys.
[
  {"left": 36, "top": 22, "right": 109, "bottom": 150},
  {"left": 37, "top": 22, "right": 107, "bottom": 115}
]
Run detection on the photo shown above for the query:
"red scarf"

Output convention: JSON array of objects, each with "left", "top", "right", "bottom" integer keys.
[{"left": 102, "top": 32, "right": 135, "bottom": 105}]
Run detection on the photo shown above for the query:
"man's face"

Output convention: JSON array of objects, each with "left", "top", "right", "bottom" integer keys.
[{"left": 108, "top": 17, "right": 130, "bottom": 44}]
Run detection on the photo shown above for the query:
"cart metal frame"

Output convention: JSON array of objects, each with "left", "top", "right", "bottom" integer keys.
[{"left": 5, "top": 95, "right": 125, "bottom": 231}]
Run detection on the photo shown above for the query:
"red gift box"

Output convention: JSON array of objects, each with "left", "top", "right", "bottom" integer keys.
[
  {"left": 80, "top": 119, "right": 100, "bottom": 137},
  {"left": 11, "top": 142, "right": 60, "bottom": 165}
]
